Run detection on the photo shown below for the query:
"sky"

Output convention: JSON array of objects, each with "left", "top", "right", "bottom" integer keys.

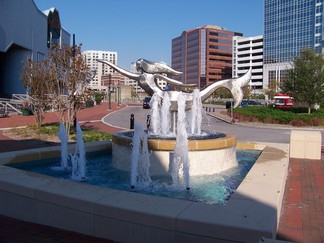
[{"left": 34, "top": 0, "right": 264, "bottom": 69}]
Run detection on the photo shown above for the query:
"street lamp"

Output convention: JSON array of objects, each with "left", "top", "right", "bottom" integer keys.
[
  {"left": 108, "top": 73, "right": 112, "bottom": 110},
  {"left": 71, "top": 34, "right": 77, "bottom": 128}
]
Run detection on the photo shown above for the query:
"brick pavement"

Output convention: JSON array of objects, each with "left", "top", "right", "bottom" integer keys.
[
  {"left": 0, "top": 102, "right": 127, "bottom": 130},
  {"left": 0, "top": 214, "right": 113, "bottom": 242},
  {"left": 0, "top": 102, "right": 323, "bottom": 242},
  {"left": 277, "top": 151, "right": 324, "bottom": 242},
  {"left": 0, "top": 102, "right": 128, "bottom": 153}
]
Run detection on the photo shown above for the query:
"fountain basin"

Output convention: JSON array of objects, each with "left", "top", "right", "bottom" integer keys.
[
  {"left": 0, "top": 141, "right": 289, "bottom": 242},
  {"left": 112, "top": 131, "right": 237, "bottom": 176}
]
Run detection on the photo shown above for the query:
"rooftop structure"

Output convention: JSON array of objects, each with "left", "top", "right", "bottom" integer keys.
[{"left": 0, "top": 0, "right": 70, "bottom": 97}]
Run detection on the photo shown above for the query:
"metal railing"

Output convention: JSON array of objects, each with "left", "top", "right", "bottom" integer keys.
[
  {"left": 0, "top": 98, "right": 24, "bottom": 114},
  {"left": 12, "top": 94, "right": 29, "bottom": 101}
]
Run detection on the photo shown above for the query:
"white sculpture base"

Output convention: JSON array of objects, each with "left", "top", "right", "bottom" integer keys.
[{"left": 112, "top": 132, "right": 238, "bottom": 176}]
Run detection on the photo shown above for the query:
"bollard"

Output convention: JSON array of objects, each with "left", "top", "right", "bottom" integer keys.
[
  {"left": 130, "top": 114, "right": 134, "bottom": 129},
  {"left": 146, "top": 115, "right": 151, "bottom": 130}
]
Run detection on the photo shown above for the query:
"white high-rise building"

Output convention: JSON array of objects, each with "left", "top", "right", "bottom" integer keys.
[
  {"left": 83, "top": 50, "right": 117, "bottom": 90},
  {"left": 232, "top": 35, "right": 263, "bottom": 92}
]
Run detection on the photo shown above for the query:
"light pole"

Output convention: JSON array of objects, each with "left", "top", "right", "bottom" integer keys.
[
  {"left": 72, "top": 34, "right": 77, "bottom": 128},
  {"left": 108, "top": 74, "right": 112, "bottom": 110}
]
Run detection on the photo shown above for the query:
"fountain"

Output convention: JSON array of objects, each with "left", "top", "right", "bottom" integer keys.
[
  {"left": 54, "top": 121, "right": 86, "bottom": 181},
  {"left": 130, "top": 124, "right": 152, "bottom": 189},
  {"left": 100, "top": 58, "right": 252, "bottom": 182},
  {"left": 0, "top": 55, "right": 289, "bottom": 241},
  {"left": 190, "top": 89, "right": 202, "bottom": 135},
  {"left": 51, "top": 121, "right": 87, "bottom": 181},
  {"left": 161, "top": 91, "right": 171, "bottom": 136},
  {"left": 0, "top": 57, "right": 290, "bottom": 243},
  {"left": 171, "top": 92, "right": 190, "bottom": 190},
  {"left": 56, "top": 122, "right": 68, "bottom": 170},
  {"left": 70, "top": 121, "right": 86, "bottom": 181}
]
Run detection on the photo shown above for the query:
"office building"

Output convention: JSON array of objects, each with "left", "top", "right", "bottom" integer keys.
[
  {"left": 0, "top": 0, "right": 70, "bottom": 97},
  {"left": 172, "top": 25, "right": 242, "bottom": 89},
  {"left": 83, "top": 50, "right": 117, "bottom": 91},
  {"left": 232, "top": 35, "right": 263, "bottom": 92},
  {"left": 263, "top": 0, "right": 324, "bottom": 89}
]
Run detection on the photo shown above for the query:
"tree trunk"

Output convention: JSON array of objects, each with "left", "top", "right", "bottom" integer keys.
[{"left": 308, "top": 104, "right": 312, "bottom": 114}]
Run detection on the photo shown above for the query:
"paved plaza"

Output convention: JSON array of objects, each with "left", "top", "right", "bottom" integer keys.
[{"left": 0, "top": 102, "right": 323, "bottom": 242}]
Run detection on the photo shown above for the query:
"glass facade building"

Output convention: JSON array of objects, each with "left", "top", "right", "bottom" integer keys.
[{"left": 263, "top": 0, "right": 324, "bottom": 88}]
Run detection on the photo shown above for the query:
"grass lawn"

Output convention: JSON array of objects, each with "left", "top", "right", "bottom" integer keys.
[{"left": 8, "top": 123, "right": 113, "bottom": 143}]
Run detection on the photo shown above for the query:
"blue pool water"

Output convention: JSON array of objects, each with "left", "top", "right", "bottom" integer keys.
[{"left": 8, "top": 150, "right": 260, "bottom": 205}]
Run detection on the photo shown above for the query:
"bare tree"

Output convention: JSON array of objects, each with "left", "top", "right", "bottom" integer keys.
[
  {"left": 20, "top": 44, "right": 91, "bottom": 133},
  {"left": 48, "top": 44, "right": 91, "bottom": 134},
  {"left": 21, "top": 59, "right": 52, "bottom": 127}
]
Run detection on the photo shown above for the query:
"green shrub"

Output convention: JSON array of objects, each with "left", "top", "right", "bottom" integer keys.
[
  {"left": 232, "top": 106, "right": 324, "bottom": 126},
  {"left": 94, "top": 92, "right": 104, "bottom": 105}
]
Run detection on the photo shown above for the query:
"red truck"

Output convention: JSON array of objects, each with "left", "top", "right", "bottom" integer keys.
[{"left": 273, "top": 94, "right": 293, "bottom": 109}]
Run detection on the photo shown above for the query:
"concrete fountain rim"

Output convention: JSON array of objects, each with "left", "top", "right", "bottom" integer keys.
[{"left": 112, "top": 131, "right": 237, "bottom": 151}]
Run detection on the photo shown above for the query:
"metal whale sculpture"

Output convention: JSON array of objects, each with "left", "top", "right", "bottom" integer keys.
[
  {"left": 96, "top": 59, "right": 251, "bottom": 111},
  {"left": 135, "top": 58, "right": 183, "bottom": 76}
]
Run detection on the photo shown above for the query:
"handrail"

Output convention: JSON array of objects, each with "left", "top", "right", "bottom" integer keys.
[
  {"left": 0, "top": 100, "right": 23, "bottom": 114},
  {"left": 12, "top": 94, "right": 29, "bottom": 100}
]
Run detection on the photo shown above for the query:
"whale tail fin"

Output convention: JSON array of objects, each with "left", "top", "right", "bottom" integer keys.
[{"left": 231, "top": 68, "right": 252, "bottom": 108}]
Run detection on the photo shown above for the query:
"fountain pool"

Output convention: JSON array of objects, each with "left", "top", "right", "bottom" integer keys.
[
  {"left": 0, "top": 141, "right": 289, "bottom": 242},
  {"left": 7, "top": 149, "right": 261, "bottom": 205}
]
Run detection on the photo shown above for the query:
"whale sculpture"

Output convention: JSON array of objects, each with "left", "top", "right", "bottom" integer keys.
[
  {"left": 100, "top": 58, "right": 251, "bottom": 179},
  {"left": 96, "top": 58, "right": 251, "bottom": 111}
]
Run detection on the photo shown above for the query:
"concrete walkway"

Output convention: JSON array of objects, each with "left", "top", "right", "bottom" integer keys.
[{"left": 0, "top": 102, "right": 323, "bottom": 242}]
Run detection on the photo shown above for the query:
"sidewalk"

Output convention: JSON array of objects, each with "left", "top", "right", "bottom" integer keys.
[
  {"left": 0, "top": 102, "right": 129, "bottom": 153},
  {"left": 0, "top": 102, "right": 323, "bottom": 242},
  {"left": 277, "top": 154, "right": 324, "bottom": 242},
  {"left": 0, "top": 101, "right": 128, "bottom": 130}
]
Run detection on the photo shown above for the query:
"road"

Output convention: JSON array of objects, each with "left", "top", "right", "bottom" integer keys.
[{"left": 103, "top": 105, "right": 324, "bottom": 145}]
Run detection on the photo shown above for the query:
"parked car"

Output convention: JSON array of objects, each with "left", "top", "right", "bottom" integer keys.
[
  {"left": 240, "top": 100, "right": 263, "bottom": 107},
  {"left": 225, "top": 101, "right": 234, "bottom": 109},
  {"left": 225, "top": 100, "right": 263, "bottom": 109},
  {"left": 244, "top": 100, "right": 263, "bottom": 106},
  {"left": 143, "top": 96, "right": 151, "bottom": 109}
]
